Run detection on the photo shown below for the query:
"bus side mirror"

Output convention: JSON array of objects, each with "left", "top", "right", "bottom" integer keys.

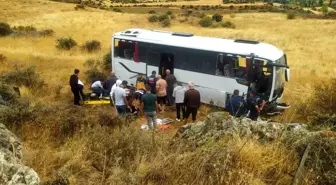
[{"left": 285, "top": 68, "right": 290, "bottom": 82}]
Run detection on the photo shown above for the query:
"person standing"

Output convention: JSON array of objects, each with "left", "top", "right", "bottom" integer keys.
[
  {"left": 104, "top": 72, "right": 118, "bottom": 94},
  {"left": 114, "top": 80, "right": 130, "bottom": 115},
  {"left": 136, "top": 74, "right": 147, "bottom": 90},
  {"left": 165, "top": 69, "right": 176, "bottom": 106},
  {"left": 184, "top": 82, "right": 201, "bottom": 123},
  {"left": 247, "top": 89, "right": 266, "bottom": 121},
  {"left": 173, "top": 82, "right": 186, "bottom": 122},
  {"left": 226, "top": 89, "right": 247, "bottom": 117},
  {"left": 141, "top": 85, "right": 159, "bottom": 130},
  {"left": 69, "top": 69, "right": 80, "bottom": 106},
  {"left": 147, "top": 70, "right": 157, "bottom": 94},
  {"left": 156, "top": 75, "right": 167, "bottom": 112}
]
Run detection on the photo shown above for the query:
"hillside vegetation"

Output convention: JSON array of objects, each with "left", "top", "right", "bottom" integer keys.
[{"left": 1, "top": 0, "right": 336, "bottom": 184}]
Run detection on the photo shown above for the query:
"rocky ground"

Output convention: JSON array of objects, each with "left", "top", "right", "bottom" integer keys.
[{"left": 0, "top": 123, "right": 40, "bottom": 185}]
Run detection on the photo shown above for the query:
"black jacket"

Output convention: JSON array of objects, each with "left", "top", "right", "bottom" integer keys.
[
  {"left": 70, "top": 74, "right": 78, "bottom": 89},
  {"left": 104, "top": 76, "right": 118, "bottom": 92}
]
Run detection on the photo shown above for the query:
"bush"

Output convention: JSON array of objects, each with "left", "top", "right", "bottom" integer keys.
[
  {"left": 221, "top": 21, "right": 236, "bottom": 29},
  {"left": 0, "top": 54, "right": 6, "bottom": 62},
  {"left": 81, "top": 40, "right": 101, "bottom": 52},
  {"left": 322, "top": 4, "right": 328, "bottom": 14},
  {"left": 306, "top": 78, "right": 336, "bottom": 125},
  {"left": 103, "top": 52, "right": 112, "bottom": 70},
  {"left": 212, "top": 14, "right": 223, "bottom": 22},
  {"left": 0, "top": 22, "right": 13, "bottom": 36},
  {"left": 85, "top": 68, "right": 107, "bottom": 83},
  {"left": 148, "top": 15, "right": 159, "bottom": 22},
  {"left": 199, "top": 17, "right": 213, "bottom": 27},
  {"left": 74, "top": 4, "right": 85, "bottom": 10},
  {"left": 161, "top": 19, "right": 171, "bottom": 27},
  {"left": 148, "top": 10, "right": 156, "bottom": 14},
  {"left": 0, "top": 82, "right": 18, "bottom": 104},
  {"left": 113, "top": 8, "right": 123, "bottom": 12},
  {"left": 56, "top": 37, "right": 77, "bottom": 50},
  {"left": 166, "top": 10, "right": 173, "bottom": 15},
  {"left": 1, "top": 66, "right": 45, "bottom": 90},
  {"left": 287, "top": 12, "right": 296, "bottom": 19},
  {"left": 38, "top": 29, "right": 55, "bottom": 36},
  {"left": 158, "top": 14, "right": 169, "bottom": 21}
]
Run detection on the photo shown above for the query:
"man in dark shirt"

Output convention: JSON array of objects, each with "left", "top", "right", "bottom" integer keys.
[
  {"left": 184, "top": 82, "right": 201, "bottom": 123},
  {"left": 69, "top": 69, "right": 80, "bottom": 105},
  {"left": 147, "top": 70, "right": 157, "bottom": 94},
  {"left": 226, "top": 90, "right": 247, "bottom": 117},
  {"left": 165, "top": 69, "right": 176, "bottom": 106},
  {"left": 104, "top": 72, "right": 118, "bottom": 94},
  {"left": 247, "top": 89, "right": 266, "bottom": 121}
]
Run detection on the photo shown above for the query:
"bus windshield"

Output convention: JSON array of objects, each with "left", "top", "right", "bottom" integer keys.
[{"left": 273, "top": 55, "right": 286, "bottom": 97}]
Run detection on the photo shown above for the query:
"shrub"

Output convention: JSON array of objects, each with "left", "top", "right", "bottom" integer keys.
[
  {"left": 0, "top": 22, "right": 13, "bottom": 36},
  {"left": 158, "top": 14, "right": 169, "bottom": 21},
  {"left": 148, "top": 15, "right": 159, "bottom": 22},
  {"left": 212, "top": 14, "right": 223, "bottom": 22},
  {"left": 56, "top": 37, "right": 77, "bottom": 50},
  {"left": 166, "top": 10, "right": 173, "bottom": 15},
  {"left": 306, "top": 78, "right": 336, "bottom": 125},
  {"left": 287, "top": 12, "right": 296, "bottom": 19},
  {"left": 113, "top": 8, "right": 123, "bottom": 12},
  {"left": 161, "top": 19, "right": 171, "bottom": 27},
  {"left": 74, "top": 4, "right": 85, "bottom": 10},
  {"left": 148, "top": 10, "right": 156, "bottom": 14},
  {"left": 199, "top": 17, "right": 213, "bottom": 27},
  {"left": 1, "top": 66, "right": 45, "bottom": 90},
  {"left": 38, "top": 29, "right": 55, "bottom": 36},
  {"left": 81, "top": 40, "right": 101, "bottom": 52},
  {"left": 0, "top": 54, "right": 6, "bottom": 62},
  {"left": 0, "top": 82, "right": 18, "bottom": 104},
  {"left": 85, "top": 68, "right": 107, "bottom": 83},
  {"left": 221, "top": 21, "right": 236, "bottom": 29},
  {"left": 103, "top": 52, "right": 112, "bottom": 70},
  {"left": 322, "top": 4, "right": 328, "bottom": 14}
]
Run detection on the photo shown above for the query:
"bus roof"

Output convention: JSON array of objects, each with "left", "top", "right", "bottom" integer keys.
[{"left": 113, "top": 28, "right": 284, "bottom": 62}]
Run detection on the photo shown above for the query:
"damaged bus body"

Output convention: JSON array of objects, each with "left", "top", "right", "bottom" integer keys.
[{"left": 111, "top": 29, "right": 290, "bottom": 114}]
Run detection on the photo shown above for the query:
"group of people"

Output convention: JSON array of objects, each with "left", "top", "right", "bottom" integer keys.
[
  {"left": 225, "top": 89, "right": 266, "bottom": 121},
  {"left": 70, "top": 68, "right": 265, "bottom": 131}
]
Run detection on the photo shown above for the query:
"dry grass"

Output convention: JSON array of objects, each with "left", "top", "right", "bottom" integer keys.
[{"left": 1, "top": 0, "right": 336, "bottom": 184}]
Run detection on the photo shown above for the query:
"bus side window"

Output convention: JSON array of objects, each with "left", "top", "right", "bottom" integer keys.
[
  {"left": 216, "top": 54, "right": 225, "bottom": 76},
  {"left": 114, "top": 39, "right": 135, "bottom": 61}
]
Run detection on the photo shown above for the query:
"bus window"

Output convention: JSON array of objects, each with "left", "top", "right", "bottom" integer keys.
[
  {"left": 216, "top": 54, "right": 237, "bottom": 78},
  {"left": 114, "top": 39, "right": 135, "bottom": 61}
]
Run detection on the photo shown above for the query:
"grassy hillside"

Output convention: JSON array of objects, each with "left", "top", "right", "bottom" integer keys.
[{"left": 1, "top": 0, "right": 336, "bottom": 184}]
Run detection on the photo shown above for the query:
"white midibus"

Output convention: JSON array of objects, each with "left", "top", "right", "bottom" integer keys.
[{"left": 111, "top": 29, "right": 290, "bottom": 113}]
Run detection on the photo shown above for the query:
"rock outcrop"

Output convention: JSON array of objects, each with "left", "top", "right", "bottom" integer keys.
[
  {"left": 177, "top": 112, "right": 310, "bottom": 146},
  {"left": 0, "top": 123, "right": 40, "bottom": 185}
]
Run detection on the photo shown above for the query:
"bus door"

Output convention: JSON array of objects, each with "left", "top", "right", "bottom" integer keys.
[
  {"left": 146, "top": 51, "right": 160, "bottom": 77},
  {"left": 160, "top": 53, "right": 174, "bottom": 78}
]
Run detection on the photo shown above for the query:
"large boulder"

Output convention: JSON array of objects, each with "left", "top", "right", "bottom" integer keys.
[
  {"left": 177, "top": 112, "right": 308, "bottom": 146},
  {"left": 0, "top": 123, "right": 40, "bottom": 185}
]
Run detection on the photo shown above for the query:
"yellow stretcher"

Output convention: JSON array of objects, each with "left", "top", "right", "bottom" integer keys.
[{"left": 84, "top": 100, "right": 111, "bottom": 105}]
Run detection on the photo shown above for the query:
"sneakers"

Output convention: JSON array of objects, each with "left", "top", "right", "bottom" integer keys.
[{"left": 176, "top": 118, "right": 181, "bottom": 122}]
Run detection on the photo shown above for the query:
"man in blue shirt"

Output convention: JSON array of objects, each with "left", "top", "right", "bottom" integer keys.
[{"left": 226, "top": 89, "right": 247, "bottom": 117}]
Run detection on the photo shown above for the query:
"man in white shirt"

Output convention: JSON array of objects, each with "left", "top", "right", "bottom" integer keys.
[
  {"left": 91, "top": 80, "right": 108, "bottom": 98},
  {"left": 114, "top": 81, "right": 130, "bottom": 115},
  {"left": 173, "top": 82, "right": 186, "bottom": 121}
]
